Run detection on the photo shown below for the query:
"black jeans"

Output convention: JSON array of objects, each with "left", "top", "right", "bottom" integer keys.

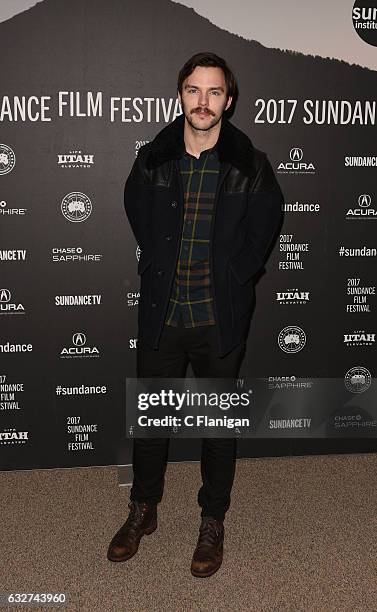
[{"left": 130, "top": 323, "right": 246, "bottom": 522}]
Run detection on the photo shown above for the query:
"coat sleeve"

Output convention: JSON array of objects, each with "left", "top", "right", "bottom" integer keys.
[
  {"left": 229, "top": 153, "right": 284, "bottom": 285},
  {"left": 123, "top": 152, "right": 151, "bottom": 251}
]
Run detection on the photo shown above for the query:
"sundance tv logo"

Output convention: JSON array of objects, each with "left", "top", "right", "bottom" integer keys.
[{"left": 277, "top": 148, "right": 315, "bottom": 175}]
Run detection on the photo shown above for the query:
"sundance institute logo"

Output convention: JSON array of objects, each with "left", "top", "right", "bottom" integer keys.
[
  {"left": 344, "top": 366, "right": 372, "bottom": 393},
  {"left": 278, "top": 326, "right": 306, "bottom": 353},
  {"left": 0, "top": 144, "right": 16, "bottom": 175},
  {"left": 352, "top": 1, "right": 377, "bottom": 47},
  {"left": 61, "top": 192, "right": 92, "bottom": 222}
]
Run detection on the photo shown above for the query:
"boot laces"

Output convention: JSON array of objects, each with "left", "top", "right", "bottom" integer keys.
[
  {"left": 198, "top": 517, "right": 222, "bottom": 548},
  {"left": 123, "top": 501, "right": 148, "bottom": 533}
]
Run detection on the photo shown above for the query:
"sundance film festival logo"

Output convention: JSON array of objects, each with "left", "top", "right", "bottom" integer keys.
[
  {"left": 346, "top": 194, "right": 377, "bottom": 218},
  {"left": 344, "top": 366, "right": 372, "bottom": 393},
  {"left": 352, "top": 1, "right": 377, "bottom": 47},
  {"left": 60, "top": 332, "right": 100, "bottom": 359},
  {"left": 343, "top": 330, "right": 375, "bottom": 346},
  {"left": 277, "top": 148, "right": 315, "bottom": 175},
  {"left": 278, "top": 326, "right": 306, "bottom": 353},
  {"left": 346, "top": 277, "right": 375, "bottom": 313},
  {"left": 0, "top": 144, "right": 16, "bottom": 175},
  {"left": 61, "top": 192, "right": 92, "bottom": 222},
  {"left": 57, "top": 150, "right": 94, "bottom": 168},
  {"left": 0, "top": 289, "right": 25, "bottom": 315}
]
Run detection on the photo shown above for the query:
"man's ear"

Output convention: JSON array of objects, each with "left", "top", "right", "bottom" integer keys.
[
  {"left": 225, "top": 96, "right": 233, "bottom": 111},
  {"left": 177, "top": 91, "right": 182, "bottom": 105}
]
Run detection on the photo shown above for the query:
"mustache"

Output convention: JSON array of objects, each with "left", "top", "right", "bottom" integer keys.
[{"left": 191, "top": 108, "right": 215, "bottom": 116}]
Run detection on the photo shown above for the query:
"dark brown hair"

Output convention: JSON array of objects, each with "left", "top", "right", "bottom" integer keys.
[{"left": 177, "top": 52, "right": 238, "bottom": 116}]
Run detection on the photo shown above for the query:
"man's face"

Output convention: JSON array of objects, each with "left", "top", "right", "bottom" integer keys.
[{"left": 178, "top": 66, "right": 232, "bottom": 132}]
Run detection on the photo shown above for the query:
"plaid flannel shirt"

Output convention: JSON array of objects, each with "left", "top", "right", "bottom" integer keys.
[{"left": 164, "top": 143, "right": 220, "bottom": 327}]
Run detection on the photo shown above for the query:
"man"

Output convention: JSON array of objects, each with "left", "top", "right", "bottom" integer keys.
[{"left": 108, "top": 52, "right": 284, "bottom": 577}]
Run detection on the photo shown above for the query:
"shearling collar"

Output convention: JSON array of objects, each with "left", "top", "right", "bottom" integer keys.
[{"left": 145, "top": 112, "right": 256, "bottom": 178}]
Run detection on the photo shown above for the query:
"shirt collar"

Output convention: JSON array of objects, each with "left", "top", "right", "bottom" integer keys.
[{"left": 182, "top": 139, "right": 219, "bottom": 161}]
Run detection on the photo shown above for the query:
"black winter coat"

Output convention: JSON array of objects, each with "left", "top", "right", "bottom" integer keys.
[{"left": 124, "top": 113, "right": 284, "bottom": 357}]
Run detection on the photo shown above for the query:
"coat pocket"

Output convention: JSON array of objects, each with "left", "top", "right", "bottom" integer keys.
[
  {"left": 229, "top": 248, "right": 264, "bottom": 285},
  {"left": 228, "top": 263, "right": 255, "bottom": 327}
]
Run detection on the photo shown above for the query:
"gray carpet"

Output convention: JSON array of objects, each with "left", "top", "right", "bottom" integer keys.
[{"left": 1, "top": 453, "right": 376, "bottom": 611}]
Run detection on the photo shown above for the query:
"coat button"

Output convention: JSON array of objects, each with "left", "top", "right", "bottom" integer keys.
[
  {"left": 151, "top": 302, "right": 157, "bottom": 308},
  {"left": 171, "top": 201, "right": 177, "bottom": 208},
  {"left": 165, "top": 235, "right": 172, "bottom": 241},
  {"left": 157, "top": 269, "right": 164, "bottom": 276}
]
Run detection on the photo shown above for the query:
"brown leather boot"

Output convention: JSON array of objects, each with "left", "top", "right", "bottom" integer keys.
[
  {"left": 107, "top": 500, "right": 157, "bottom": 562},
  {"left": 190, "top": 516, "right": 224, "bottom": 578}
]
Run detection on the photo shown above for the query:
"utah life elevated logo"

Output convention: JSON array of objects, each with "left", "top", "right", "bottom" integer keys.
[
  {"left": 60, "top": 332, "right": 100, "bottom": 359},
  {"left": 57, "top": 150, "right": 94, "bottom": 168},
  {"left": 277, "top": 148, "right": 315, "bottom": 175}
]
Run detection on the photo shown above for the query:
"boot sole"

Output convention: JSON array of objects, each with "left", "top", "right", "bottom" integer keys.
[
  {"left": 190, "top": 560, "right": 223, "bottom": 578},
  {"left": 107, "top": 521, "right": 157, "bottom": 562},
  {"left": 191, "top": 545, "right": 223, "bottom": 577}
]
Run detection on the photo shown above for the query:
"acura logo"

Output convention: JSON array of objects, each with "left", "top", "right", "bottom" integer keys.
[
  {"left": 358, "top": 194, "right": 371, "bottom": 208},
  {"left": 290, "top": 148, "right": 303, "bottom": 162},
  {"left": 72, "top": 332, "right": 86, "bottom": 347},
  {"left": 0, "top": 289, "right": 11, "bottom": 303}
]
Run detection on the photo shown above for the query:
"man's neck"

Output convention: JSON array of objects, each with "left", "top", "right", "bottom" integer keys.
[{"left": 183, "top": 117, "right": 222, "bottom": 159}]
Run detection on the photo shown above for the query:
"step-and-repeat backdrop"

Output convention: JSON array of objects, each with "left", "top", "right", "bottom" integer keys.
[{"left": 1, "top": 0, "right": 376, "bottom": 470}]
